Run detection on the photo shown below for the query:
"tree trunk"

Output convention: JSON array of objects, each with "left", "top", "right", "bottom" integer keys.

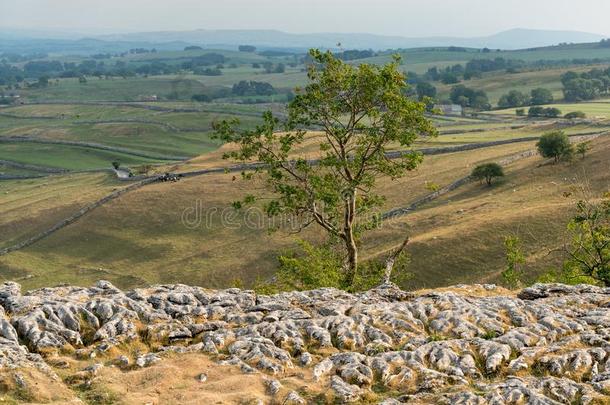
[
  {"left": 344, "top": 234, "right": 358, "bottom": 286},
  {"left": 343, "top": 190, "right": 358, "bottom": 286},
  {"left": 384, "top": 236, "right": 410, "bottom": 284}
]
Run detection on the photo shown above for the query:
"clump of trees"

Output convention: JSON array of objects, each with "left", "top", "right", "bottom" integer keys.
[
  {"left": 195, "top": 67, "right": 222, "bottom": 76},
  {"left": 536, "top": 131, "right": 573, "bottom": 162},
  {"left": 498, "top": 90, "right": 529, "bottom": 109},
  {"left": 231, "top": 80, "right": 276, "bottom": 96},
  {"left": 530, "top": 88, "right": 554, "bottom": 105},
  {"left": 214, "top": 50, "right": 436, "bottom": 289},
  {"left": 238, "top": 45, "right": 257, "bottom": 52},
  {"left": 561, "top": 68, "right": 610, "bottom": 101},
  {"left": 528, "top": 106, "right": 562, "bottom": 118},
  {"left": 0, "top": 52, "right": 232, "bottom": 84},
  {"left": 450, "top": 85, "right": 490, "bottom": 110},
  {"left": 423, "top": 58, "right": 526, "bottom": 83},
  {"left": 498, "top": 88, "right": 554, "bottom": 109},
  {"left": 471, "top": 163, "right": 504, "bottom": 186},
  {"left": 335, "top": 50, "right": 376, "bottom": 61}
]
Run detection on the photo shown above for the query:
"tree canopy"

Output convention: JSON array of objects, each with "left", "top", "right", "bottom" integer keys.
[
  {"left": 536, "top": 131, "right": 572, "bottom": 163},
  {"left": 214, "top": 49, "right": 437, "bottom": 286},
  {"left": 471, "top": 163, "right": 504, "bottom": 186}
]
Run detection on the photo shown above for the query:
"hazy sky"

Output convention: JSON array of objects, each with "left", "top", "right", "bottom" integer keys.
[{"left": 2, "top": 0, "right": 610, "bottom": 37}]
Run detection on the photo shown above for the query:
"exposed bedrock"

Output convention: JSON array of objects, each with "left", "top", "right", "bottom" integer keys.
[{"left": 0, "top": 281, "right": 608, "bottom": 403}]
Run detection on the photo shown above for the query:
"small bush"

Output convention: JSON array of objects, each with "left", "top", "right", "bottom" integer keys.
[
  {"left": 255, "top": 240, "right": 413, "bottom": 293},
  {"left": 576, "top": 142, "right": 590, "bottom": 159},
  {"left": 564, "top": 111, "right": 586, "bottom": 119},
  {"left": 502, "top": 236, "right": 525, "bottom": 289}
]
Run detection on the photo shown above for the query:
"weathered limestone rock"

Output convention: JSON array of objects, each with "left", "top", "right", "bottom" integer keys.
[{"left": 0, "top": 280, "right": 607, "bottom": 403}]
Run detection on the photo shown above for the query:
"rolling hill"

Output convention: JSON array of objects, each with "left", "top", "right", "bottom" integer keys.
[{"left": 1, "top": 28, "right": 607, "bottom": 55}]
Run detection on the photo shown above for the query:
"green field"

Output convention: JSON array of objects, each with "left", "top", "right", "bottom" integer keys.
[
  {"left": 0, "top": 103, "right": 266, "bottom": 170},
  {"left": 491, "top": 100, "right": 610, "bottom": 119},
  {"left": 368, "top": 43, "right": 610, "bottom": 67},
  {"left": 0, "top": 143, "right": 161, "bottom": 170}
]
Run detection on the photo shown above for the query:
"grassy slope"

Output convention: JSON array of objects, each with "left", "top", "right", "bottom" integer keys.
[
  {"left": 4, "top": 131, "right": 608, "bottom": 291},
  {"left": 0, "top": 103, "right": 265, "bottom": 168},
  {"left": 0, "top": 143, "right": 161, "bottom": 170},
  {"left": 0, "top": 173, "right": 125, "bottom": 250},
  {"left": 435, "top": 65, "right": 610, "bottom": 105},
  {"left": 370, "top": 43, "right": 610, "bottom": 66},
  {"left": 372, "top": 136, "right": 610, "bottom": 288}
]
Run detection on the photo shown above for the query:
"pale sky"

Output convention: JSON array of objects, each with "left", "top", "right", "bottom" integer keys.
[{"left": 2, "top": 0, "right": 610, "bottom": 37}]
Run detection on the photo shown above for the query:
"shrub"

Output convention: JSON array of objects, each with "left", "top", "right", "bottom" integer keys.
[
  {"left": 502, "top": 236, "right": 525, "bottom": 289},
  {"left": 564, "top": 111, "right": 586, "bottom": 119},
  {"left": 515, "top": 108, "right": 525, "bottom": 116},
  {"left": 255, "top": 240, "right": 413, "bottom": 294},
  {"left": 567, "top": 196, "right": 610, "bottom": 286},
  {"left": 544, "top": 107, "right": 562, "bottom": 118},
  {"left": 191, "top": 94, "right": 211, "bottom": 102},
  {"left": 498, "top": 90, "right": 529, "bottom": 108},
  {"left": 528, "top": 106, "right": 562, "bottom": 118},
  {"left": 576, "top": 142, "right": 590, "bottom": 159},
  {"left": 528, "top": 106, "right": 545, "bottom": 117},
  {"left": 471, "top": 163, "right": 504, "bottom": 186},
  {"left": 536, "top": 131, "right": 573, "bottom": 163}
]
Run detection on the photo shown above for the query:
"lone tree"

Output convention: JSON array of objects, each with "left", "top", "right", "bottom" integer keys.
[
  {"left": 536, "top": 131, "right": 573, "bottom": 163},
  {"left": 471, "top": 163, "right": 504, "bottom": 186},
  {"left": 214, "top": 50, "right": 436, "bottom": 286}
]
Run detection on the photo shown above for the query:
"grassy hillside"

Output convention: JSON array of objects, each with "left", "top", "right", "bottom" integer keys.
[
  {"left": 435, "top": 65, "right": 610, "bottom": 105},
  {"left": 0, "top": 173, "right": 125, "bottom": 250},
  {"left": 2, "top": 45, "right": 610, "bottom": 292},
  {"left": 370, "top": 43, "right": 610, "bottom": 66},
  {"left": 0, "top": 102, "right": 266, "bottom": 170},
  {"left": 2, "top": 131, "right": 608, "bottom": 291}
]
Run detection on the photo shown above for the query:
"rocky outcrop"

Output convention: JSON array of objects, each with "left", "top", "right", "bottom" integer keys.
[{"left": 0, "top": 281, "right": 608, "bottom": 403}]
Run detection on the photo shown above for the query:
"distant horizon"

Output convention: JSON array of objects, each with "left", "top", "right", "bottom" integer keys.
[
  {"left": 3, "top": 0, "right": 610, "bottom": 39},
  {"left": 0, "top": 26, "right": 608, "bottom": 42}
]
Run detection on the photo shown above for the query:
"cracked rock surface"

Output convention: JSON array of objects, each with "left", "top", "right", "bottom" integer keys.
[{"left": 0, "top": 281, "right": 609, "bottom": 403}]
